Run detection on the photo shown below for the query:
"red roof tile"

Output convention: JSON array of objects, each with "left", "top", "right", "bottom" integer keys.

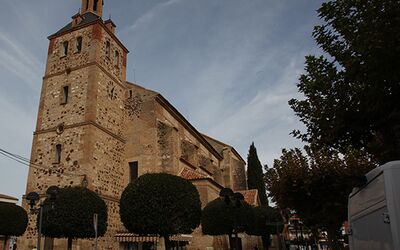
[
  {"left": 179, "top": 167, "right": 209, "bottom": 180},
  {"left": 237, "top": 189, "right": 259, "bottom": 206}
]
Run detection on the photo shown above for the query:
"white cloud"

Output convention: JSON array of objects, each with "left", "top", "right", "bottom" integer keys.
[
  {"left": 128, "top": 0, "right": 184, "bottom": 30},
  {"left": 0, "top": 31, "right": 42, "bottom": 88},
  {"left": 204, "top": 54, "right": 307, "bottom": 167}
]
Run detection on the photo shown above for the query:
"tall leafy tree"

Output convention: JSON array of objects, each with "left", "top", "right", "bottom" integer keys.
[
  {"left": 265, "top": 145, "right": 374, "bottom": 249},
  {"left": 0, "top": 202, "right": 28, "bottom": 249},
  {"left": 247, "top": 143, "right": 268, "bottom": 206},
  {"left": 246, "top": 206, "right": 284, "bottom": 250},
  {"left": 40, "top": 187, "right": 108, "bottom": 250},
  {"left": 120, "top": 173, "right": 201, "bottom": 250},
  {"left": 289, "top": 0, "right": 400, "bottom": 164}
]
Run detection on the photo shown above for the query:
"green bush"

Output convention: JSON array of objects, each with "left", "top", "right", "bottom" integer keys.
[
  {"left": 201, "top": 198, "right": 254, "bottom": 235},
  {"left": 40, "top": 187, "right": 107, "bottom": 239},
  {"left": 0, "top": 202, "right": 28, "bottom": 236},
  {"left": 120, "top": 173, "right": 201, "bottom": 237}
]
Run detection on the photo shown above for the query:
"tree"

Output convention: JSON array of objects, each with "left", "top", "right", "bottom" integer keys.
[
  {"left": 0, "top": 202, "right": 28, "bottom": 249},
  {"left": 289, "top": 0, "right": 400, "bottom": 164},
  {"left": 246, "top": 206, "right": 283, "bottom": 250},
  {"left": 202, "top": 195, "right": 254, "bottom": 250},
  {"left": 201, "top": 198, "right": 254, "bottom": 235},
  {"left": 265, "top": 145, "right": 374, "bottom": 249},
  {"left": 247, "top": 143, "right": 268, "bottom": 206},
  {"left": 40, "top": 187, "right": 107, "bottom": 250},
  {"left": 120, "top": 173, "right": 201, "bottom": 250}
]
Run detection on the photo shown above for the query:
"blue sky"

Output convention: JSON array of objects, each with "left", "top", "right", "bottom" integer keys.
[{"left": 0, "top": 0, "right": 324, "bottom": 201}]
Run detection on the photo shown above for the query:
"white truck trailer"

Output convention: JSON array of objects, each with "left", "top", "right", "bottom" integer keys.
[{"left": 348, "top": 161, "right": 400, "bottom": 250}]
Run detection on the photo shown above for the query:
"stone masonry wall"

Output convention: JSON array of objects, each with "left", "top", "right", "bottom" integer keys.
[
  {"left": 91, "top": 129, "right": 125, "bottom": 198},
  {"left": 27, "top": 127, "right": 87, "bottom": 193},
  {"left": 123, "top": 86, "right": 160, "bottom": 176},
  {"left": 96, "top": 25, "right": 127, "bottom": 83},
  {"left": 40, "top": 68, "right": 89, "bottom": 130},
  {"left": 231, "top": 155, "right": 247, "bottom": 191},
  {"left": 157, "top": 120, "right": 178, "bottom": 172},
  {"left": 95, "top": 69, "right": 126, "bottom": 137},
  {"left": 46, "top": 26, "right": 93, "bottom": 76},
  {"left": 181, "top": 140, "right": 198, "bottom": 166}
]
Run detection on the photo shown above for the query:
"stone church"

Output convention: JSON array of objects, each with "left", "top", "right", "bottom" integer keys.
[{"left": 19, "top": 1, "right": 262, "bottom": 249}]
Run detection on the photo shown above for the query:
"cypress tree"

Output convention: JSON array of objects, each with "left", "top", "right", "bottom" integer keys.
[{"left": 247, "top": 143, "right": 268, "bottom": 205}]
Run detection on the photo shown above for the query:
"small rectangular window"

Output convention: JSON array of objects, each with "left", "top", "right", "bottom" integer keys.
[
  {"left": 55, "top": 144, "right": 62, "bottom": 163},
  {"left": 62, "top": 41, "right": 69, "bottom": 56},
  {"left": 105, "top": 41, "right": 110, "bottom": 58},
  {"left": 76, "top": 37, "right": 83, "bottom": 53},
  {"left": 114, "top": 50, "right": 119, "bottom": 68},
  {"left": 129, "top": 162, "right": 138, "bottom": 183},
  {"left": 129, "top": 90, "right": 133, "bottom": 98},
  {"left": 61, "top": 86, "right": 69, "bottom": 104}
]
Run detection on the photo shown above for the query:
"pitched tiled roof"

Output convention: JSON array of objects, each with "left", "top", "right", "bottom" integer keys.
[
  {"left": 179, "top": 167, "right": 209, "bottom": 180},
  {"left": 237, "top": 189, "right": 259, "bottom": 206},
  {"left": 51, "top": 12, "right": 101, "bottom": 37}
]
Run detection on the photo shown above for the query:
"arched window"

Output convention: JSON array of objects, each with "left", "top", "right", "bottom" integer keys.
[
  {"left": 114, "top": 50, "right": 119, "bottom": 67},
  {"left": 94, "top": 0, "right": 99, "bottom": 11},
  {"left": 86, "top": 0, "right": 89, "bottom": 10}
]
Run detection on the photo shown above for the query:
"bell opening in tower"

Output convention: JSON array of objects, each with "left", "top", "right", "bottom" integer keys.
[{"left": 94, "top": 0, "right": 99, "bottom": 11}]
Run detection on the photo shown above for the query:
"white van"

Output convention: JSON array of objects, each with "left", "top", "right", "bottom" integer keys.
[{"left": 348, "top": 161, "right": 400, "bottom": 250}]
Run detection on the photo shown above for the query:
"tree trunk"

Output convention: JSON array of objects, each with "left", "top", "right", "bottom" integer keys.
[
  {"left": 67, "top": 237, "right": 73, "bottom": 250},
  {"left": 163, "top": 235, "right": 170, "bottom": 250},
  {"left": 261, "top": 235, "right": 269, "bottom": 250},
  {"left": 3, "top": 235, "right": 8, "bottom": 250},
  {"left": 327, "top": 228, "right": 341, "bottom": 250},
  {"left": 235, "top": 232, "right": 240, "bottom": 250}
]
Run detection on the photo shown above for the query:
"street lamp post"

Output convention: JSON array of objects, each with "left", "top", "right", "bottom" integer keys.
[{"left": 26, "top": 186, "right": 60, "bottom": 250}]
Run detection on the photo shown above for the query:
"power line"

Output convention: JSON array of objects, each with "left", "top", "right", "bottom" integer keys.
[
  {"left": 0, "top": 151, "right": 31, "bottom": 167},
  {"left": 0, "top": 148, "right": 33, "bottom": 165},
  {"left": 0, "top": 147, "right": 84, "bottom": 177}
]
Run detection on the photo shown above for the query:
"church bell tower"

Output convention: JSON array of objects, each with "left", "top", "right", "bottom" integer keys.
[
  {"left": 19, "top": 0, "right": 129, "bottom": 249},
  {"left": 81, "top": 0, "right": 104, "bottom": 17}
]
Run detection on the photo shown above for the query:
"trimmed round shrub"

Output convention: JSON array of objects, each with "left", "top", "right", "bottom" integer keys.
[
  {"left": 40, "top": 187, "right": 107, "bottom": 239},
  {"left": 202, "top": 197, "right": 254, "bottom": 236},
  {"left": 0, "top": 202, "right": 28, "bottom": 236},
  {"left": 120, "top": 173, "right": 201, "bottom": 237}
]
